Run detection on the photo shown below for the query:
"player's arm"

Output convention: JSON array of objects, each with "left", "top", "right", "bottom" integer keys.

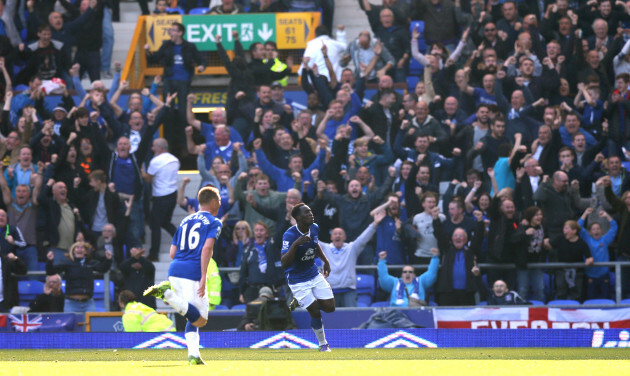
[
  {"left": 281, "top": 234, "right": 310, "bottom": 269},
  {"left": 314, "top": 243, "right": 331, "bottom": 278},
  {"left": 169, "top": 244, "right": 177, "bottom": 260},
  {"left": 198, "top": 237, "right": 215, "bottom": 298}
]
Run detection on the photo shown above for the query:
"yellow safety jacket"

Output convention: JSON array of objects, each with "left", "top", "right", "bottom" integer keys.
[
  {"left": 266, "top": 58, "right": 288, "bottom": 86},
  {"left": 122, "top": 302, "right": 176, "bottom": 332},
  {"left": 206, "top": 258, "right": 222, "bottom": 310}
]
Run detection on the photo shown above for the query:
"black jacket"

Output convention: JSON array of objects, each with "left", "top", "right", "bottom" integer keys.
[
  {"left": 238, "top": 238, "right": 283, "bottom": 294},
  {"left": 29, "top": 292, "right": 65, "bottom": 312},
  {"left": 435, "top": 219, "right": 484, "bottom": 294},
  {"left": 46, "top": 257, "right": 111, "bottom": 296},
  {"left": 120, "top": 256, "right": 156, "bottom": 309},
  {"left": 1, "top": 254, "right": 27, "bottom": 309},
  {"left": 146, "top": 40, "right": 205, "bottom": 80},
  {"left": 36, "top": 184, "right": 83, "bottom": 248},
  {"left": 77, "top": 189, "right": 120, "bottom": 232}
]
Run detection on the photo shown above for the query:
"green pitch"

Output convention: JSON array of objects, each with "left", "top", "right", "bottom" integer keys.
[{"left": 1, "top": 349, "right": 629, "bottom": 376}]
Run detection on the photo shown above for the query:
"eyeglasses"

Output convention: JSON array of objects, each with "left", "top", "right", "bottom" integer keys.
[{"left": 402, "top": 270, "right": 414, "bottom": 274}]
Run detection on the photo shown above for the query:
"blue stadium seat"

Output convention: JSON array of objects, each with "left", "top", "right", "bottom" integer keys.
[
  {"left": 620, "top": 299, "right": 630, "bottom": 304},
  {"left": 166, "top": 7, "right": 185, "bottom": 14},
  {"left": 18, "top": 280, "right": 44, "bottom": 306},
  {"left": 583, "top": 299, "right": 616, "bottom": 305},
  {"left": 356, "top": 274, "right": 375, "bottom": 306},
  {"left": 188, "top": 7, "right": 209, "bottom": 14},
  {"left": 214, "top": 305, "right": 229, "bottom": 310},
  {"left": 477, "top": 301, "right": 488, "bottom": 306},
  {"left": 547, "top": 299, "right": 580, "bottom": 305},
  {"left": 428, "top": 301, "right": 438, "bottom": 307},
  {"left": 231, "top": 304, "right": 246, "bottom": 310},
  {"left": 529, "top": 300, "right": 545, "bottom": 306},
  {"left": 357, "top": 294, "right": 373, "bottom": 307},
  {"left": 408, "top": 21, "right": 427, "bottom": 76},
  {"left": 406, "top": 76, "right": 420, "bottom": 91},
  {"left": 356, "top": 274, "right": 375, "bottom": 295},
  {"left": 37, "top": 262, "right": 46, "bottom": 271},
  {"left": 370, "top": 301, "right": 390, "bottom": 307},
  {"left": 93, "top": 280, "right": 115, "bottom": 312}
]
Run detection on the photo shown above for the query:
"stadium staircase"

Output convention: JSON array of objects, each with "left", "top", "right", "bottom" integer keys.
[{"left": 109, "top": 0, "right": 372, "bottom": 310}]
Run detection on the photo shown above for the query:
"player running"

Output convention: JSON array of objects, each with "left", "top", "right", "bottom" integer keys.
[
  {"left": 144, "top": 186, "right": 222, "bottom": 365},
  {"left": 282, "top": 203, "right": 335, "bottom": 352}
]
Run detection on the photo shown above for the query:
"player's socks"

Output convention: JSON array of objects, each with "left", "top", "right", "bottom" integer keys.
[
  {"left": 185, "top": 322, "right": 201, "bottom": 358},
  {"left": 310, "top": 317, "right": 327, "bottom": 346}
]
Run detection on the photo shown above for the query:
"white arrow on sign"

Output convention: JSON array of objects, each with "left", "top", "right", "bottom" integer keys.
[{"left": 257, "top": 23, "right": 273, "bottom": 41}]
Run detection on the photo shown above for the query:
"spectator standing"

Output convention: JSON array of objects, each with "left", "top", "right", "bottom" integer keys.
[
  {"left": 319, "top": 210, "right": 384, "bottom": 307},
  {"left": 578, "top": 207, "right": 617, "bottom": 300},
  {"left": 0, "top": 252, "right": 26, "bottom": 312},
  {"left": 145, "top": 22, "right": 205, "bottom": 151},
  {"left": 119, "top": 247, "right": 156, "bottom": 309},
  {"left": 142, "top": 138, "right": 180, "bottom": 262}
]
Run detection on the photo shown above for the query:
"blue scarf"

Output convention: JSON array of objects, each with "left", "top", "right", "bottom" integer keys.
[
  {"left": 395, "top": 277, "right": 420, "bottom": 305},
  {"left": 255, "top": 241, "right": 267, "bottom": 273}
]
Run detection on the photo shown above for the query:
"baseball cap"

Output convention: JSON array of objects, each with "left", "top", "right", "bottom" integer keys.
[
  {"left": 53, "top": 106, "right": 67, "bottom": 114},
  {"left": 271, "top": 81, "right": 282, "bottom": 89},
  {"left": 258, "top": 286, "right": 274, "bottom": 299}
]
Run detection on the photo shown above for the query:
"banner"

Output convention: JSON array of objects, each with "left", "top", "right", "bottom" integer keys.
[
  {"left": 6, "top": 313, "right": 76, "bottom": 332},
  {"left": 0, "top": 329, "right": 627, "bottom": 349},
  {"left": 434, "top": 307, "right": 630, "bottom": 329}
]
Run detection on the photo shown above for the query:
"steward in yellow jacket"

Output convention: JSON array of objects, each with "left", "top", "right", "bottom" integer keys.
[{"left": 119, "top": 290, "right": 175, "bottom": 332}]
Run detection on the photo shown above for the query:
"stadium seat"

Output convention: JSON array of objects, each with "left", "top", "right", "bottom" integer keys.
[
  {"left": 620, "top": 299, "right": 630, "bottom": 304},
  {"left": 406, "top": 76, "right": 420, "bottom": 91},
  {"left": 165, "top": 7, "right": 185, "bottom": 14},
  {"left": 477, "top": 301, "right": 488, "bottom": 305},
  {"left": 93, "top": 280, "right": 115, "bottom": 312},
  {"left": 370, "top": 301, "right": 390, "bottom": 307},
  {"left": 428, "top": 301, "right": 438, "bottom": 307},
  {"left": 18, "top": 280, "right": 45, "bottom": 306},
  {"left": 357, "top": 294, "right": 373, "bottom": 307},
  {"left": 214, "top": 305, "right": 229, "bottom": 310},
  {"left": 529, "top": 300, "right": 545, "bottom": 306},
  {"left": 188, "top": 7, "right": 209, "bottom": 14},
  {"left": 547, "top": 299, "right": 580, "bottom": 305},
  {"left": 583, "top": 299, "right": 616, "bottom": 305},
  {"left": 356, "top": 274, "right": 375, "bottom": 306},
  {"left": 231, "top": 304, "right": 246, "bottom": 310}
]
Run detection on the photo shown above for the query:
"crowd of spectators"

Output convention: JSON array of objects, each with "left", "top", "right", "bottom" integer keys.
[{"left": 2, "top": 0, "right": 630, "bottom": 314}]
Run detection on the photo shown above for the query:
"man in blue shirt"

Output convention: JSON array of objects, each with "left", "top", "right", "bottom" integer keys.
[
  {"left": 144, "top": 186, "right": 222, "bottom": 365},
  {"left": 281, "top": 203, "right": 334, "bottom": 352}
]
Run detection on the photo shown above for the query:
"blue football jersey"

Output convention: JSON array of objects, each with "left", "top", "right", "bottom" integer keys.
[
  {"left": 169, "top": 211, "right": 222, "bottom": 281},
  {"left": 281, "top": 224, "right": 320, "bottom": 284}
]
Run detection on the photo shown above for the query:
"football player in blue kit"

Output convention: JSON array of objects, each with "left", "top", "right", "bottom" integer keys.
[
  {"left": 281, "top": 203, "right": 335, "bottom": 352},
  {"left": 144, "top": 186, "right": 222, "bottom": 365}
]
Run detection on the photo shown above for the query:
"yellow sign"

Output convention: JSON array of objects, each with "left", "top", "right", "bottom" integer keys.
[
  {"left": 276, "top": 12, "right": 320, "bottom": 49},
  {"left": 145, "top": 15, "right": 182, "bottom": 51}
]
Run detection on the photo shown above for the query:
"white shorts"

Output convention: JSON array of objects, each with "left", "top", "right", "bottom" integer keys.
[
  {"left": 169, "top": 276, "right": 209, "bottom": 320},
  {"left": 289, "top": 273, "right": 334, "bottom": 309}
]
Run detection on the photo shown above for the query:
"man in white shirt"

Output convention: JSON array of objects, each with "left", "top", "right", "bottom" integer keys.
[
  {"left": 319, "top": 210, "right": 385, "bottom": 307},
  {"left": 142, "top": 138, "right": 181, "bottom": 261},
  {"left": 299, "top": 25, "right": 347, "bottom": 82}
]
